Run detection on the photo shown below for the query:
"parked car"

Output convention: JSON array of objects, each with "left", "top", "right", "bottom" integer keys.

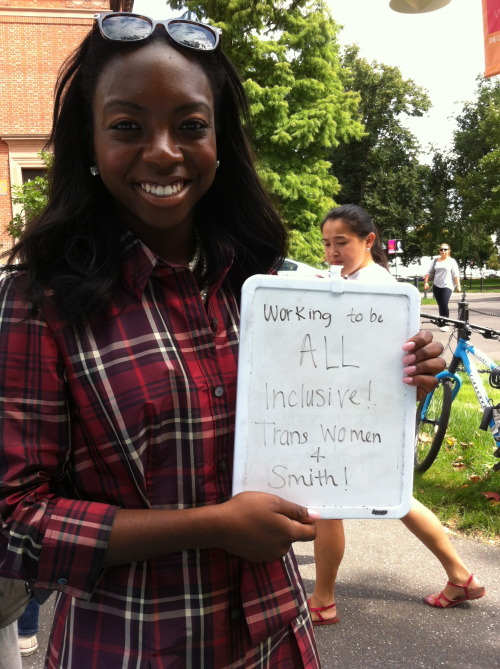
[{"left": 277, "top": 258, "right": 329, "bottom": 278}]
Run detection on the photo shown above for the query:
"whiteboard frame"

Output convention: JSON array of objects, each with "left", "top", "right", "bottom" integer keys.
[{"left": 232, "top": 273, "right": 421, "bottom": 519}]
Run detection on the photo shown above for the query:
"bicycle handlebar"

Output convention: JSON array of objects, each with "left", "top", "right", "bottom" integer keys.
[{"left": 420, "top": 313, "right": 500, "bottom": 340}]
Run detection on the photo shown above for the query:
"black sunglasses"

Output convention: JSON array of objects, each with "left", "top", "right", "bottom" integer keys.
[
  {"left": 94, "top": 12, "right": 221, "bottom": 51},
  {"left": 439, "top": 247, "right": 449, "bottom": 251}
]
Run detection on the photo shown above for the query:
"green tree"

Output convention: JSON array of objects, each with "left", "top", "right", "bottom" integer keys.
[
  {"left": 170, "top": 0, "right": 364, "bottom": 264},
  {"left": 327, "top": 45, "right": 432, "bottom": 264},
  {"left": 7, "top": 152, "right": 51, "bottom": 239},
  {"left": 451, "top": 77, "right": 500, "bottom": 270},
  {"left": 415, "top": 151, "right": 453, "bottom": 255}
]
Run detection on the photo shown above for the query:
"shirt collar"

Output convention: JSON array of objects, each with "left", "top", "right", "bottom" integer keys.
[
  {"left": 118, "top": 231, "right": 160, "bottom": 301},
  {"left": 117, "top": 230, "right": 236, "bottom": 302}
]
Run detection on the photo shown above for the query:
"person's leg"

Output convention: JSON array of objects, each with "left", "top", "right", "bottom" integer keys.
[
  {"left": 432, "top": 285, "right": 452, "bottom": 318},
  {"left": 401, "top": 498, "right": 485, "bottom": 605},
  {"left": 0, "top": 622, "right": 23, "bottom": 669},
  {"left": 17, "top": 596, "right": 39, "bottom": 636},
  {"left": 17, "top": 596, "right": 39, "bottom": 656},
  {"left": 439, "top": 287, "right": 452, "bottom": 317},
  {"left": 308, "top": 519, "right": 345, "bottom": 623}
]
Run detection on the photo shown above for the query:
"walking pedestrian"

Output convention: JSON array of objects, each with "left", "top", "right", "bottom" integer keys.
[
  {"left": 308, "top": 206, "right": 485, "bottom": 626},
  {"left": 423, "top": 244, "right": 461, "bottom": 331}
]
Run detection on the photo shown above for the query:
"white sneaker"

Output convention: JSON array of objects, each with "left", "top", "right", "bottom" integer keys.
[
  {"left": 439, "top": 326, "right": 449, "bottom": 332},
  {"left": 18, "top": 634, "right": 38, "bottom": 656}
]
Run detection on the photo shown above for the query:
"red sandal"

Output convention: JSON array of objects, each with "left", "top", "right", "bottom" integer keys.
[
  {"left": 307, "top": 599, "right": 340, "bottom": 626},
  {"left": 424, "top": 573, "right": 486, "bottom": 609}
]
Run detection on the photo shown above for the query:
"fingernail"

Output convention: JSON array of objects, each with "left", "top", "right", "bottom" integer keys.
[
  {"left": 402, "top": 354, "right": 416, "bottom": 364},
  {"left": 402, "top": 341, "right": 416, "bottom": 351},
  {"left": 403, "top": 366, "right": 417, "bottom": 375},
  {"left": 307, "top": 509, "right": 322, "bottom": 519}
]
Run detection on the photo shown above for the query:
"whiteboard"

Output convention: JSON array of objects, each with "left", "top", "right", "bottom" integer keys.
[{"left": 232, "top": 274, "right": 421, "bottom": 518}]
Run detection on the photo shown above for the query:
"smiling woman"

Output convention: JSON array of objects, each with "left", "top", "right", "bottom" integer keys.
[{"left": 0, "top": 13, "right": 320, "bottom": 669}]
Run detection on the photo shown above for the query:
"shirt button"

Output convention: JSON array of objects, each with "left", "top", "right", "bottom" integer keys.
[
  {"left": 219, "top": 460, "right": 228, "bottom": 472},
  {"left": 211, "top": 318, "right": 218, "bottom": 330},
  {"left": 214, "top": 386, "right": 224, "bottom": 398},
  {"left": 230, "top": 608, "right": 241, "bottom": 620},
  {"left": 57, "top": 577, "right": 68, "bottom": 585}
]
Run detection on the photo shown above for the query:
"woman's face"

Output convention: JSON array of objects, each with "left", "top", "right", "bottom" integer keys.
[
  {"left": 92, "top": 41, "right": 217, "bottom": 258},
  {"left": 439, "top": 244, "right": 450, "bottom": 257},
  {"left": 321, "top": 218, "right": 374, "bottom": 276}
]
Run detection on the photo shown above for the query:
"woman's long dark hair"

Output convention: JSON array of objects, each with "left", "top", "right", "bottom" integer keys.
[
  {"left": 3, "top": 26, "right": 287, "bottom": 321},
  {"left": 320, "top": 204, "right": 389, "bottom": 270}
]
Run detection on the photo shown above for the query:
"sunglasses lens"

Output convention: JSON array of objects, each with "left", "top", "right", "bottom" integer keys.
[
  {"left": 101, "top": 15, "right": 153, "bottom": 41},
  {"left": 168, "top": 21, "right": 217, "bottom": 50}
]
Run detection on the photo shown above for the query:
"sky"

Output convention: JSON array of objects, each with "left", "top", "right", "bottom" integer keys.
[{"left": 133, "top": 0, "right": 487, "bottom": 155}]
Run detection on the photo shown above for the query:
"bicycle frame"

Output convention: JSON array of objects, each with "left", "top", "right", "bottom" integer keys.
[
  {"left": 434, "top": 330, "right": 500, "bottom": 450},
  {"left": 416, "top": 307, "right": 500, "bottom": 471}
]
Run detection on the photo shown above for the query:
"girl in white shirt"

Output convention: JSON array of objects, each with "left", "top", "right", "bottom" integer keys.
[{"left": 308, "top": 205, "right": 485, "bottom": 625}]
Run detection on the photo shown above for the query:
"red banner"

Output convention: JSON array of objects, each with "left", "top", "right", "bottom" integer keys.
[{"left": 483, "top": 0, "right": 500, "bottom": 78}]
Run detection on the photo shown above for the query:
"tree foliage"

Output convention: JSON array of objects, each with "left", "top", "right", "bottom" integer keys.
[
  {"left": 327, "top": 45, "right": 432, "bottom": 264},
  {"left": 450, "top": 77, "right": 500, "bottom": 270},
  {"left": 170, "top": 0, "right": 364, "bottom": 263},
  {"left": 416, "top": 151, "right": 453, "bottom": 255},
  {"left": 7, "top": 152, "right": 51, "bottom": 239}
]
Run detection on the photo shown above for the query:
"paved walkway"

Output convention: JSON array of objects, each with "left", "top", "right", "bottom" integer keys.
[{"left": 296, "top": 521, "right": 498, "bottom": 668}]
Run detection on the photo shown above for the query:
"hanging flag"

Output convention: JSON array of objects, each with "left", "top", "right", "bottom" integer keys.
[{"left": 483, "top": 0, "right": 500, "bottom": 78}]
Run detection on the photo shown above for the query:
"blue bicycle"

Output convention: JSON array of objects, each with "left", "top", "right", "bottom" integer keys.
[{"left": 415, "top": 301, "right": 500, "bottom": 472}]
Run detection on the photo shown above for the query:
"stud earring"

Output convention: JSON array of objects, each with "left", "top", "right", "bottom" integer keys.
[
  {"left": 366, "top": 247, "right": 371, "bottom": 251},
  {"left": 90, "top": 165, "right": 99, "bottom": 177},
  {"left": 216, "top": 160, "right": 220, "bottom": 169}
]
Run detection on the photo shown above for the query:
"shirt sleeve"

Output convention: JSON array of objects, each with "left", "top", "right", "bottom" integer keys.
[
  {"left": 0, "top": 277, "right": 118, "bottom": 600},
  {"left": 450, "top": 259, "right": 460, "bottom": 280}
]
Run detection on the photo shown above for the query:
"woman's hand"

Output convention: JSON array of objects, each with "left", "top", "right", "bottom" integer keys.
[
  {"left": 213, "top": 492, "right": 317, "bottom": 562},
  {"left": 401, "top": 330, "right": 445, "bottom": 400}
]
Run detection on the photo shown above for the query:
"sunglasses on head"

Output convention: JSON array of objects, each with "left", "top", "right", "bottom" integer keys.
[
  {"left": 439, "top": 247, "right": 449, "bottom": 251},
  {"left": 94, "top": 12, "right": 221, "bottom": 51}
]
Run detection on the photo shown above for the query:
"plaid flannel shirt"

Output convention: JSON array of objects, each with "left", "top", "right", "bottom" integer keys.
[{"left": 0, "top": 233, "right": 319, "bottom": 668}]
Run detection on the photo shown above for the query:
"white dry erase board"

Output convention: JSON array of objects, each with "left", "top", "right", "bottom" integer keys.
[{"left": 232, "top": 273, "right": 421, "bottom": 519}]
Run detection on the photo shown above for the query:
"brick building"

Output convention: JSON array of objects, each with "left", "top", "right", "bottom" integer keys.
[{"left": 0, "top": 0, "right": 133, "bottom": 250}]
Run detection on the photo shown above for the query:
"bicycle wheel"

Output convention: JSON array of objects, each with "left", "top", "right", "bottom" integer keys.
[{"left": 414, "top": 378, "right": 453, "bottom": 472}]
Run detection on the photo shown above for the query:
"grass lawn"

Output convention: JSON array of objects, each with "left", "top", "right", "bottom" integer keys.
[{"left": 413, "top": 374, "right": 500, "bottom": 544}]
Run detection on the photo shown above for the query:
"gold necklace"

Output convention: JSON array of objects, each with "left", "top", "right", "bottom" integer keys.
[{"left": 187, "top": 235, "right": 209, "bottom": 302}]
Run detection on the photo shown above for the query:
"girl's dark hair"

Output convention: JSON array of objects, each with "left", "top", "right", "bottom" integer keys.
[
  {"left": 320, "top": 204, "right": 389, "bottom": 270},
  {"left": 4, "top": 26, "right": 287, "bottom": 321}
]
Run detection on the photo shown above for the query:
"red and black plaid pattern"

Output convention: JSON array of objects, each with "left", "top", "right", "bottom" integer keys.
[{"left": 0, "top": 234, "right": 319, "bottom": 668}]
